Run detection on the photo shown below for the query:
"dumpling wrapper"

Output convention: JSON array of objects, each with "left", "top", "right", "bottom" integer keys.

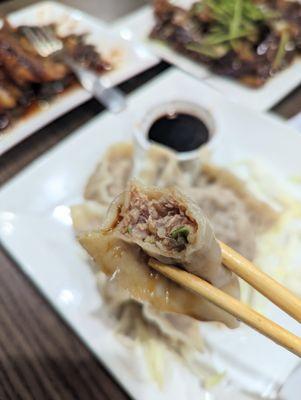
[
  {"left": 193, "top": 163, "right": 278, "bottom": 233},
  {"left": 85, "top": 142, "right": 133, "bottom": 206},
  {"left": 142, "top": 304, "right": 204, "bottom": 351},
  {"left": 138, "top": 144, "right": 189, "bottom": 187},
  {"left": 79, "top": 180, "right": 240, "bottom": 328},
  {"left": 97, "top": 273, "right": 204, "bottom": 351},
  {"left": 186, "top": 185, "right": 256, "bottom": 260},
  {"left": 80, "top": 231, "right": 239, "bottom": 328},
  {"left": 71, "top": 201, "right": 108, "bottom": 234}
]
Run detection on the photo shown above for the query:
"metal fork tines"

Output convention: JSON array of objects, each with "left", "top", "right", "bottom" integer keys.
[
  {"left": 22, "top": 26, "right": 126, "bottom": 113},
  {"left": 21, "top": 26, "right": 63, "bottom": 57}
]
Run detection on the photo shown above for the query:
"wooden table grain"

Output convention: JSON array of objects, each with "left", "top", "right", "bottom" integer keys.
[{"left": 0, "top": 0, "right": 301, "bottom": 399}]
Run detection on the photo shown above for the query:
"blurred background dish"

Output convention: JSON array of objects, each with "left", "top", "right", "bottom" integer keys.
[
  {"left": 0, "top": 1, "right": 157, "bottom": 155},
  {"left": 150, "top": 0, "right": 301, "bottom": 88},
  {"left": 114, "top": 0, "right": 301, "bottom": 110}
]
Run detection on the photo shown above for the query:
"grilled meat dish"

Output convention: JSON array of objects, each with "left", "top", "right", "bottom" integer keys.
[{"left": 0, "top": 21, "right": 111, "bottom": 132}]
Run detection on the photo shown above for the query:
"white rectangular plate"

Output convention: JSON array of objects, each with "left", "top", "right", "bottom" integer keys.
[
  {"left": 114, "top": 4, "right": 301, "bottom": 112},
  {"left": 0, "top": 1, "right": 158, "bottom": 155},
  {"left": 0, "top": 69, "right": 300, "bottom": 400}
]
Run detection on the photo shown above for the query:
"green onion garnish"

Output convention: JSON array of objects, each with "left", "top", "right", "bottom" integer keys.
[
  {"left": 170, "top": 226, "right": 190, "bottom": 242},
  {"left": 272, "top": 30, "right": 290, "bottom": 70}
]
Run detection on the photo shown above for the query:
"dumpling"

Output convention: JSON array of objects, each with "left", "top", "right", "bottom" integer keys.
[
  {"left": 137, "top": 144, "right": 189, "bottom": 187},
  {"left": 104, "top": 180, "right": 233, "bottom": 287},
  {"left": 142, "top": 305, "right": 204, "bottom": 351},
  {"left": 193, "top": 163, "right": 278, "bottom": 232},
  {"left": 70, "top": 201, "right": 107, "bottom": 234},
  {"left": 79, "top": 180, "right": 240, "bottom": 328},
  {"left": 84, "top": 142, "right": 133, "bottom": 206},
  {"left": 187, "top": 185, "right": 256, "bottom": 260},
  {"left": 188, "top": 163, "right": 278, "bottom": 259},
  {"left": 97, "top": 274, "right": 203, "bottom": 350}
]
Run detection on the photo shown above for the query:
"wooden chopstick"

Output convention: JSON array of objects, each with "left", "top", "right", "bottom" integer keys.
[
  {"left": 219, "top": 241, "right": 301, "bottom": 323},
  {"left": 148, "top": 258, "right": 301, "bottom": 357}
]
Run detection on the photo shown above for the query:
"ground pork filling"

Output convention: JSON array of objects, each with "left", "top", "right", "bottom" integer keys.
[{"left": 118, "top": 189, "right": 196, "bottom": 252}]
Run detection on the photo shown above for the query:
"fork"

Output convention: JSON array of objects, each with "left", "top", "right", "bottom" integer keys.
[{"left": 21, "top": 26, "right": 126, "bottom": 113}]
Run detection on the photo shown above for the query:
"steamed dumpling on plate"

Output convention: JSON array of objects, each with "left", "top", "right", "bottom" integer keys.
[
  {"left": 84, "top": 142, "right": 133, "bottom": 206},
  {"left": 71, "top": 201, "right": 108, "bottom": 234},
  {"left": 138, "top": 144, "right": 188, "bottom": 187},
  {"left": 188, "top": 163, "right": 278, "bottom": 259}
]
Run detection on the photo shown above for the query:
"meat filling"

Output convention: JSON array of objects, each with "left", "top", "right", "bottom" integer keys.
[{"left": 117, "top": 187, "right": 196, "bottom": 252}]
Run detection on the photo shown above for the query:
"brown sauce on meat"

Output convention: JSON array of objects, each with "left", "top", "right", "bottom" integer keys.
[
  {"left": 0, "top": 81, "right": 81, "bottom": 134},
  {"left": 148, "top": 112, "right": 210, "bottom": 152},
  {"left": 0, "top": 22, "right": 111, "bottom": 134}
]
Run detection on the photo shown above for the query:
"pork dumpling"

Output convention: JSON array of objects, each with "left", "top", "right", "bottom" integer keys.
[
  {"left": 138, "top": 145, "right": 189, "bottom": 187},
  {"left": 84, "top": 142, "right": 133, "bottom": 206},
  {"left": 142, "top": 305, "right": 204, "bottom": 351},
  {"left": 188, "top": 163, "right": 279, "bottom": 259},
  {"left": 105, "top": 180, "right": 234, "bottom": 287},
  {"left": 70, "top": 201, "right": 107, "bottom": 234},
  {"left": 79, "top": 180, "right": 240, "bottom": 328},
  {"left": 193, "top": 163, "right": 278, "bottom": 233},
  {"left": 187, "top": 185, "right": 256, "bottom": 260},
  {"left": 97, "top": 275, "right": 203, "bottom": 350}
]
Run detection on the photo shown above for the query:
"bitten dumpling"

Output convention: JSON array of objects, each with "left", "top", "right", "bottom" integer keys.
[{"left": 79, "top": 180, "right": 240, "bottom": 328}]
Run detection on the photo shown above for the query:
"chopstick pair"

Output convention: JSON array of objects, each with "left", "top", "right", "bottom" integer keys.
[{"left": 149, "top": 241, "right": 301, "bottom": 357}]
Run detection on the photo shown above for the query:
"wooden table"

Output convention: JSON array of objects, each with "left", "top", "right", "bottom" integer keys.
[{"left": 0, "top": 0, "right": 301, "bottom": 399}]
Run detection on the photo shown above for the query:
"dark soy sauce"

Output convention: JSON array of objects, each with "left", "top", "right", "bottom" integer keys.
[{"left": 148, "top": 112, "right": 210, "bottom": 152}]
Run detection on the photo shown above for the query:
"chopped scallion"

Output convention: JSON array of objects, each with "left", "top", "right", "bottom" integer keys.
[
  {"left": 272, "top": 30, "right": 290, "bottom": 70},
  {"left": 170, "top": 226, "right": 190, "bottom": 242}
]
